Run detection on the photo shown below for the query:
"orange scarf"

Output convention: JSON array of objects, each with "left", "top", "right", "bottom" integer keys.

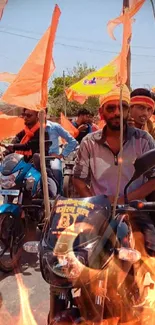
[{"left": 16, "top": 121, "right": 40, "bottom": 157}]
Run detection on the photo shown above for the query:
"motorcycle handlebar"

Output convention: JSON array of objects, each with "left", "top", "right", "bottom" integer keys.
[
  {"left": 117, "top": 200, "right": 155, "bottom": 211},
  {"left": 129, "top": 200, "right": 155, "bottom": 210}
]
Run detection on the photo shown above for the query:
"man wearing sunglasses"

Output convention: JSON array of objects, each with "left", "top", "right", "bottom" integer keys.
[
  {"left": 73, "top": 85, "right": 155, "bottom": 201},
  {"left": 3, "top": 108, "right": 49, "bottom": 162},
  {"left": 73, "top": 86, "right": 155, "bottom": 269},
  {"left": 2, "top": 108, "right": 59, "bottom": 197}
]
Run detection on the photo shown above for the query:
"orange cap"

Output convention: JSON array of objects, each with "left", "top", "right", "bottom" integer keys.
[{"left": 99, "top": 85, "right": 130, "bottom": 107}]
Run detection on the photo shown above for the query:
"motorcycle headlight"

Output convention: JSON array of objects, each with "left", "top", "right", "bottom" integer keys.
[
  {"left": 43, "top": 251, "right": 85, "bottom": 279},
  {"left": 1, "top": 171, "right": 19, "bottom": 189}
]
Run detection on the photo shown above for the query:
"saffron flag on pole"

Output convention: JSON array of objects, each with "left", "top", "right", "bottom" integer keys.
[
  {"left": 0, "top": 0, "right": 8, "bottom": 20},
  {"left": 66, "top": 55, "right": 121, "bottom": 104},
  {"left": 107, "top": 0, "right": 146, "bottom": 41},
  {"left": 60, "top": 113, "right": 79, "bottom": 138},
  {"left": 0, "top": 114, "right": 24, "bottom": 141},
  {"left": 107, "top": 0, "right": 145, "bottom": 84},
  {"left": 1, "top": 5, "right": 61, "bottom": 111}
]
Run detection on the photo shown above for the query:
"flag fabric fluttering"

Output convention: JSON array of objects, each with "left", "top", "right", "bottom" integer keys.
[
  {"left": 0, "top": 0, "right": 8, "bottom": 20},
  {"left": 66, "top": 55, "right": 120, "bottom": 104},
  {"left": 0, "top": 114, "right": 24, "bottom": 141},
  {"left": 60, "top": 113, "right": 79, "bottom": 138},
  {"left": 66, "top": 0, "right": 146, "bottom": 104},
  {"left": 107, "top": 0, "right": 146, "bottom": 40},
  {"left": 0, "top": 72, "right": 16, "bottom": 83},
  {"left": 1, "top": 5, "right": 61, "bottom": 111},
  {"left": 107, "top": 0, "right": 145, "bottom": 84}
]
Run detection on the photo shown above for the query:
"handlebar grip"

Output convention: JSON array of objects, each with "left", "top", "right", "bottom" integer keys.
[{"left": 129, "top": 200, "right": 155, "bottom": 210}]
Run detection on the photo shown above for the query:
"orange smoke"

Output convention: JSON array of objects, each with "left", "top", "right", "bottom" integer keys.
[{"left": 15, "top": 274, "right": 37, "bottom": 325}]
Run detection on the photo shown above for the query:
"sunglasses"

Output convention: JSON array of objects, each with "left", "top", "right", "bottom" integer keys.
[
  {"left": 105, "top": 104, "right": 129, "bottom": 113},
  {"left": 22, "top": 113, "right": 33, "bottom": 118}
]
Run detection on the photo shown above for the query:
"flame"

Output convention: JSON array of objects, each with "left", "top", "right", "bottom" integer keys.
[
  {"left": 15, "top": 274, "right": 37, "bottom": 325},
  {"left": 0, "top": 273, "right": 38, "bottom": 325}
]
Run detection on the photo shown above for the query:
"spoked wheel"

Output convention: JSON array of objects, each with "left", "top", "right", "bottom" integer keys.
[{"left": 0, "top": 213, "right": 25, "bottom": 272}]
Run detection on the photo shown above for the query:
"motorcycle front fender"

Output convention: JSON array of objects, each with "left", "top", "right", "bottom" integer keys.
[{"left": 0, "top": 203, "right": 22, "bottom": 217}]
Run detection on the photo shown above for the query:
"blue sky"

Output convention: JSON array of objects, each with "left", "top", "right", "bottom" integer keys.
[{"left": 0, "top": 0, "right": 155, "bottom": 93}]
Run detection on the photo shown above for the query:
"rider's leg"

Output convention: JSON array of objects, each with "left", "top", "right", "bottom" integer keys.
[
  {"left": 33, "top": 153, "right": 58, "bottom": 198},
  {"left": 50, "top": 159, "right": 63, "bottom": 194}
]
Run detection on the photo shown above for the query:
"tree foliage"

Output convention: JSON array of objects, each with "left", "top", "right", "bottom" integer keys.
[{"left": 48, "top": 62, "right": 99, "bottom": 117}]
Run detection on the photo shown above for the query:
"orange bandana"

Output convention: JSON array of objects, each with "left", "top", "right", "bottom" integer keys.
[
  {"left": 130, "top": 96, "right": 155, "bottom": 110},
  {"left": 16, "top": 121, "right": 40, "bottom": 157}
]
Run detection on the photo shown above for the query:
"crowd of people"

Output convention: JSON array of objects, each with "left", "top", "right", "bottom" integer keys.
[{"left": 1, "top": 85, "right": 155, "bottom": 303}]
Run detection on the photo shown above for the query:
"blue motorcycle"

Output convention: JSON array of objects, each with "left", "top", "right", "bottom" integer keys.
[{"left": 0, "top": 152, "right": 56, "bottom": 272}]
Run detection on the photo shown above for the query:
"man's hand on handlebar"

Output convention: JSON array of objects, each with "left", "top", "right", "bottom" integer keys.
[{"left": 0, "top": 143, "right": 14, "bottom": 152}]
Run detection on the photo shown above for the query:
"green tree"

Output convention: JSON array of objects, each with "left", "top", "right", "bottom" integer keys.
[{"left": 48, "top": 62, "right": 99, "bottom": 117}]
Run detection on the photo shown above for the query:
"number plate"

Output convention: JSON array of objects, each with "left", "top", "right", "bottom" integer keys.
[{"left": 0, "top": 189, "right": 20, "bottom": 196}]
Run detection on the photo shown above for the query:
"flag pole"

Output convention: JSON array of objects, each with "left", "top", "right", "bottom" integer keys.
[
  {"left": 63, "top": 70, "right": 67, "bottom": 116},
  {"left": 39, "top": 109, "right": 50, "bottom": 222},
  {"left": 123, "top": 0, "right": 131, "bottom": 89}
]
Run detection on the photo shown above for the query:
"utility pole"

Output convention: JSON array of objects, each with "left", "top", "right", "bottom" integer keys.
[
  {"left": 123, "top": 0, "right": 131, "bottom": 89},
  {"left": 63, "top": 70, "right": 67, "bottom": 116}
]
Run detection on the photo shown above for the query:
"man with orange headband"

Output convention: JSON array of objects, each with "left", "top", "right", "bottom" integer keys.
[
  {"left": 73, "top": 85, "right": 155, "bottom": 260},
  {"left": 130, "top": 88, "right": 155, "bottom": 138}
]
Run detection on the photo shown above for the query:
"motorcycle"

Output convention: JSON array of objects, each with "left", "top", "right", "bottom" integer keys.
[
  {"left": 0, "top": 148, "right": 58, "bottom": 273},
  {"left": 23, "top": 149, "right": 155, "bottom": 324}
]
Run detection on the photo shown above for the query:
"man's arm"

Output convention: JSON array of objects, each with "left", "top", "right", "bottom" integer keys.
[
  {"left": 12, "top": 129, "right": 49, "bottom": 154},
  {"left": 73, "top": 138, "right": 92, "bottom": 197},
  {"left": 3, "top": 131, "right": 24, "bottom": 156},
  {"left": 56, "top": 124, "right": 78, "bottom": 157},
  {"left": 115, "top": 178, "right": 155, "bottom": 204},
  {"left": 72, "top": 178, "right": 92, "bottom": 197}
]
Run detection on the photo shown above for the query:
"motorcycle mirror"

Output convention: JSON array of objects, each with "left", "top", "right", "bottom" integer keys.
[
  {"left": 124, "top": 149, "right": 155, "bottom": 203},
  {"left": 133, "top": 149, "right": 155, "bottom": 179},
  {"left": 23, "top": 241, "right": 39, "bottom": 253}
]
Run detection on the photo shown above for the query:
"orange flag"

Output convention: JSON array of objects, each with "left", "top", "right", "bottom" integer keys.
[
  {"left": 107, "top": 0, "right": 145, "bottom": 40},
  {"left": 60, "top": 113, "right": 79, "bottom": 138},
  {"left": 0, "top": 0, "right": 8, "bottom": 20},
  {"left": 107, "top": 0, "right": 145, "bottom": 84},
  {"left": 0, "top": 72, "right": 16, "bottom": 83},
  {"left": 1, "top": 5, "right": 61, "bottom": 111},
  {"left": 0, "top": 114, "right": 24, "bottom": 141}
]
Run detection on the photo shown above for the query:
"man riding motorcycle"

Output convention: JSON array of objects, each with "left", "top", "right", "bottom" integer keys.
[
  {"left": 73, "top": 85, "right": 155, "bottom": 302},
  {"left": 1, "top": 108, "right": 57, "bottom": 197},
  {"left": 2, "top": 108, "right": 49, "bottom": 161}
]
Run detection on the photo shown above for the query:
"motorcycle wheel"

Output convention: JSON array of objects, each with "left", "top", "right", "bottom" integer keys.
[{"left": 0, "top": 213, "right": 24, "bottom": 272}]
